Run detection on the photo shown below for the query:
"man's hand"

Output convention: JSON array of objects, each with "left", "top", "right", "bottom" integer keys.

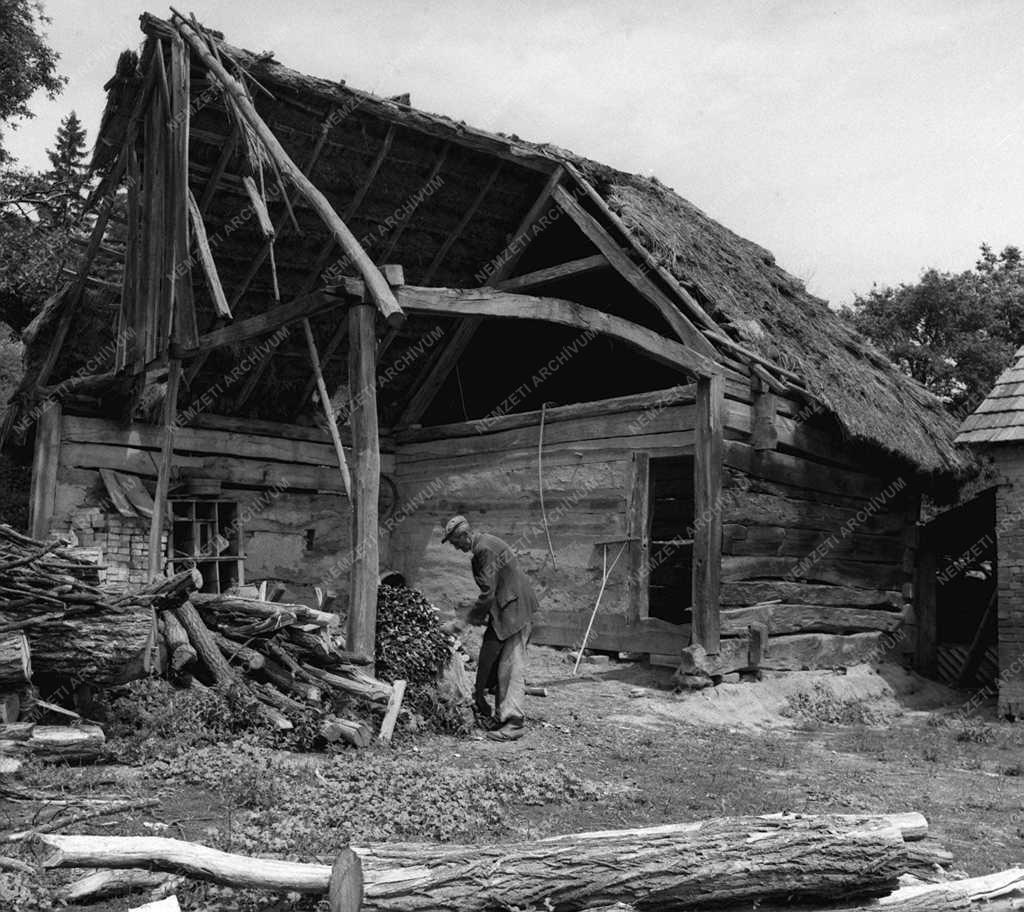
[{"left": 462, "top": 602, "right": 490, "bottom": 627}]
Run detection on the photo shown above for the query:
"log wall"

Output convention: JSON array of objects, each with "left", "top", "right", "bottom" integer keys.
[{"left": 46, "top": 414, "right": 394, "bottom": 607}]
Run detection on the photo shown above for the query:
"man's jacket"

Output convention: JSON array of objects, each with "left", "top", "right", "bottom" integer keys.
[{"left": 470, "top": 531, "right": 538, "bottom": 640}]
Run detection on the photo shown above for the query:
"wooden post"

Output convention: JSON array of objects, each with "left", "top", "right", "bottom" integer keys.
[
  {"left": 148, "top": 360, "right": 181, "bottom": 581},
  {"left": 915, "top": 526, "right": 938, "bottom": 675},
  {"left": 693, "top": 374, "right": 723, "bottom": 654},
  {"left": 624, "top": 453, "right": 651, "bottom": 624},
  {"left": 347, "top": 302, "right": 380, "bottom": 667},
  {"left": 327, "top": 848, "right": 363, "bottom": 912},
  {"left": 29, "top": 402, "right": 62, "bottom": 540}
]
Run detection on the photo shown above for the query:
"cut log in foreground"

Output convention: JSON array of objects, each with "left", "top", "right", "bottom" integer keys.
[
  {"left": 38, "top": 814, "right": 939, "bottom": 910},
  {"left": 0, "top": 723, "right": 104, "bottom": 761}
]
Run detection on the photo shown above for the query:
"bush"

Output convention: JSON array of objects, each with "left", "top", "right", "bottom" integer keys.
[{"left": 782, "top": 682, "right": 889, "bottom": 727}]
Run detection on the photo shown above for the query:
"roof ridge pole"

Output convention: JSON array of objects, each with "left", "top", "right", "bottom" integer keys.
[{"left": 170, "top": 14, "right": 405, "bottom": 327}]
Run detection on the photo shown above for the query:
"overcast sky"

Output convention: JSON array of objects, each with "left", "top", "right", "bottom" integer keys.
[{"left": 7, "top": 0, "right": 1023, "bottom": 306}]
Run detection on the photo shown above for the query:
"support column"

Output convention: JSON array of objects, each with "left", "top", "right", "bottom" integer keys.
[
  {"left": 347, "top": 302, "right": 380, "bottom": 667},
  {"left": 29, "top": 402, "right": 63, "bottom": 540},
  {"left": 148, "top": 360, "right": 180, "bottom": 581},
  {"left": 693, "top": 373, "right": 723, "bottom": 654}
]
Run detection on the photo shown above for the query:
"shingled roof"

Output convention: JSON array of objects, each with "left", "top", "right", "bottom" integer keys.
[{"left": 956, "top": 344, "right": 1024, "bottom": 445}]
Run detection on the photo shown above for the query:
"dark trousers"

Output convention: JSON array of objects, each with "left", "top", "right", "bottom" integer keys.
[{"left": 474, "top": 624, "right": 501, "bottom": 715}]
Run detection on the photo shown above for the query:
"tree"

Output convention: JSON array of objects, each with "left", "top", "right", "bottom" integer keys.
[
  {"left": 0, "top": 0, "right": 66, "bottom": 163},
  {"left": 841, "top": 245, "right": 1024, "bottom": 415},
  {"left": 44, "top": 110, "right": 87, "bottom": 226}
]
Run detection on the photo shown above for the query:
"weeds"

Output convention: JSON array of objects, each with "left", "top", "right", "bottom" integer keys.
[{"left": 782, "top": 682, "right": 890, "bottom": 727}]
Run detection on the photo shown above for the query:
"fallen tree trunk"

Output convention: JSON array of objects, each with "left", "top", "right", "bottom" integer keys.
[
  {"left": 0, "top": 723, "right": 104, "bottom": 761},
  {"left": 38, "top": 814, "right": 930, "bottom": 909},
  {"left": 0, "top": 633, "right": 31, "bottom": 685}
]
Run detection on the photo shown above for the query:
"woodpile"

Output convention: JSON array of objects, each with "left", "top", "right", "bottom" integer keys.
[
  {"left": 151, "top": 590, "right": 399, "bottom": 743},
  {"left": 36, "top": 812, "right": 1024, "bottom": 912}
]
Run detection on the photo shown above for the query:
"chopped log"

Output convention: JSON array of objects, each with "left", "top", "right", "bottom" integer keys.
[
  {"left": 129, "top": 897, "right": 180, "bottom": 912},
  {"left": 328, "top": 848, "right": 364, "bottom": 912},
  {"left": 0, "top": 633, "right": 31, "bottom": 686},
  {"left": 284, "top": 626, "right": 335, "bottom": 662},
  {"left": 320, "top": 717, "right": 373, "bottom": 748},
  {"left": 38, "top": 814, "right": 931, "bottom": 907},
  {"left": 377, "top": 679, "right": 405, "bottom": 745},
  {"left": 63, "top": 868, "right": 172, "bottom": 903},
  {"left": 161, "top": 611, "right": 197, "bottom": 672},
  {"left": 191, "top": 593, "right": 339, "bottom": 627},
  {"left": 173, "top": 601, "right": 237, "bottom": 686},
  {"left": 0, "top": 723, "right": 104, "bottom": 761},
  {"left": 303, "top": 664, "right": 392, "bottom": 704},
  {"left": 0, "top": 690, "right": 21, "bottom": 723},
  {"left": 259, "top": 657, "right": 323, "bottom": 704},
  {"left": 213, "top": 633, "right": 264, "bottom": 671},
  {"left": 248, "top": 683, "right": 299, "bottom": 727}
]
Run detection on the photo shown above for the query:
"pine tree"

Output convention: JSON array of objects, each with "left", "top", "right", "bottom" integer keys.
[{"left": 44, "top": 110, "right": 88, "bottom": 226}]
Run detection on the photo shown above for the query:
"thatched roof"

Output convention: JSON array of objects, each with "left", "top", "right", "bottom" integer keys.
[
  {"left": 10, "top": 11, "right": 971, "bottom": 481},
  {"left": 956, "top": 343, "right": 1024, "bottom": 445}
]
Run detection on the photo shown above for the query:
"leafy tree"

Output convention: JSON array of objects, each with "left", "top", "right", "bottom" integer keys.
[
  {"left": 841, "top": 245, "right": 1024, "bottom": 414},
  {"left": 44, "top": 110, "right": 87, "bottom": 225},
  {"left": 0, "top": 0, "right": 65, "bottom": 163}
]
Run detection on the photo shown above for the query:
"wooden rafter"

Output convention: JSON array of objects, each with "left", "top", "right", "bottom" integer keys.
[
  {"left": 419, "top": 160, "right": 502, "bottom": 285},
  {"left": 198, "top": 124, "right": 239, "bottom": 214},
  {"left": 295, "top": 318, "right": 348, "bottom": 409},
  {"left": 493, "top": 254, "right": 608, "bottom": 292},
  {"left": 233, "top": 124, "right": 398, "bottom": 411},
  {"left": 395, "top": 166, "right": 564, "bottom": 427},
  {"left": 376, "top": 142, "right": 450, "bottom": 265},
  {"left": 551, "top": 184, "right": 719, "bottom": 361},
  {"left": 172, "top": 16, "right": 403, "bottom": 325}
]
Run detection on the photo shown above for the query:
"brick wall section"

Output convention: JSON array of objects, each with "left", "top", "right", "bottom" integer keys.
[
  {"left": 989, "top": 447, "right": 1024, "bottom": 718},
  {"left": 53, "top": 506, "right": 165, "bottom": 592}
]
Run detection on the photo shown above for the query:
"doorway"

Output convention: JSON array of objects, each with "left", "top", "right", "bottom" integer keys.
[{"left": 647, "top": 454, "right": 695, "bottom": 625}]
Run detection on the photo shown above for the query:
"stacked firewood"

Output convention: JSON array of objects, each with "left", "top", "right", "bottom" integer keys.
[{"left": 154, "top": 591, "right": 403, "bottom": 747}]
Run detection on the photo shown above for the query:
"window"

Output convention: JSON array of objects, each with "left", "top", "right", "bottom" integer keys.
[{"left": 169, "top": 498, "right": 245, "bottom": 594}]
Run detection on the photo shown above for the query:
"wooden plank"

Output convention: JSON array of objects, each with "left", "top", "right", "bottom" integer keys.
[
  {"left": 751, "top": 375, "right": 778, "bottom": 451},
  {"left": 169, "top": 35, "right": 198, "bottom": 351},
  {"left": 397, "top": 168, "right": 567, "bottom": 427},
  {"left": 347, "top": 303, "right": 380, "bottom": 666},
  {"left": 625, "top": 453, "right": 651, "bottom": 622},
  {"left": 420, "top": 160, "right": 503, "bottom": 285},
  {"left": 493, "top": 254, "right": 609, "bottom": 292},
  {"left": 914, "top": 527, "right": 937, "bottom": 675},
  {"left": 173, "top": 17, "right": 404, "bottom": 326},
  {"left": 396, "top": 384, "right": 697, "bottom": 444},
  {"left": 198, "top": 123, "right": 238, "bottom": 214},
  {"left": 115, "top": 471, "right": 155, "bottom": 519},
  {"left": 531, "top": 611, "right": 688, "bottom": 653},
  {"left": 379, "top": 284, "right": 720, "bottom": 378},
  {"left": 721, "top": 523, "right": 903, "bottom": 563},
  {"left": 60, "top": 442, "right": 349, "bottom": 492},
  {"left": 692, "top": 374, "right": 723, "bottom": 652},
  {"left": 722, "top": 489, "right": 904, "bottom": 538},
  {"left": 721, "top": 555, "right": 904, "bottom": 590},
  {"left": 720, "top": 603, "right": 904, "bottom": 636},
  {"left": 186, "top": 189, "right": 231, "bottom": 319},
  {"left": 29, "top": 404, "right": 63, "bottom": 539},
  {"left": 184, "top": 413, "right": 335, "bottom": 444},
  {"left": 724, "top": 440, "right": 902, "bottom": 503},
  {"left": 148, "top": 360, "right": 180, "bottom": 580},
  {"left": 62, "top": 415, "right": 345, "bottom": 466},
  {"left": 720, "top": 580, "right": 901, "bottom": 609},
  {"left": 551, "top": 184, "right": 720, "bottom": 362}
]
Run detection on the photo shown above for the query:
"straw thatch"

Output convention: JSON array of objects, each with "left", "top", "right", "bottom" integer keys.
[{"left": 4, "top": 11, "right": 972, "bottom": 482}]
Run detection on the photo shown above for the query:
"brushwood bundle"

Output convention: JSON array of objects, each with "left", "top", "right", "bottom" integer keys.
[{"left": 375, "top": 584, "right": 454, "bottom": 684}]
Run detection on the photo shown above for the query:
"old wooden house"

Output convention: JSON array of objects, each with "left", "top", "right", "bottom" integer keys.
[{"left": 3, "top": 13, "right": 971, "bottom": 672}]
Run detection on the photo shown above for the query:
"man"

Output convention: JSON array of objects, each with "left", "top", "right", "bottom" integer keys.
[{"left": 442, "top": 515, "right": 537, "bottom": 742}]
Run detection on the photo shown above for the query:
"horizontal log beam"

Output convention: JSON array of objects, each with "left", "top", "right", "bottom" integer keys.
[{"left": 493, "top": 254, "right": 609, "bottom": 292}]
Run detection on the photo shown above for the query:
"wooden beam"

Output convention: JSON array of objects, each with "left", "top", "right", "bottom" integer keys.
[
  {"left": 378, "top": 284, "right": 720, "bottom": 378},
  {"left": 296, "top": 318, "right": 348, "bottom": 411},
  {"left": 493, "top": 254, "right": 609, "bottom": 292},
  {"left": 625, "top": 452, "right": 651, "bottom": 623},
  {"left": 693, "top": 373, "right": 723, "bottom": 653},
  {"left": 148, "top": 360, "right": 181, "bottom": 581},
  {"left": 173, "top": 290, "right": 338, "bottom": 356},
  {"left": 347, "top": 303, "right": 380, "bottom": 668},
  {"left": 186, "top": 189, "right": 231, "bottom": 319},
  {"left": 751, "top": 374, "right": 778, "bottom": 451},
  {"left": 172, "top": 16, "right": 404, "bottom": 326},
  {"left": 552, "top": 184, "right": 720, "bottom": 362},
  {"left": 420, "top": 160, "right": 502, "bottom": 285},
  {"left": 199, "top": 123, "right": 238, "bottom": 214},
  {"left": 170, "top": 34, "right": 198, "bottom": 350},
  {"left": 28, "top": 403, "right": 62, "bottom": 540},
  {"left": 396, "top": 167, "right": 564, "bottom": 427},
  {"left": 302, "top": 317, "right": 352, "bottom": 497}
]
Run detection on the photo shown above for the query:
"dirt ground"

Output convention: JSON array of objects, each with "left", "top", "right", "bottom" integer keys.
[{"left": 3, "top": 647, "right": 1024, "bottom": 910}]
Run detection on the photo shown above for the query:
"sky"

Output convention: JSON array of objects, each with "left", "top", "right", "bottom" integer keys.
[{"left": 6, "top": 0, "right": 1024, "bottom": 307}]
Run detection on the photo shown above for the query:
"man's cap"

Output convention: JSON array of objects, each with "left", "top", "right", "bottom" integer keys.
[{"left": 441, "top": 515, "right": 469, "bottom": 543}]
